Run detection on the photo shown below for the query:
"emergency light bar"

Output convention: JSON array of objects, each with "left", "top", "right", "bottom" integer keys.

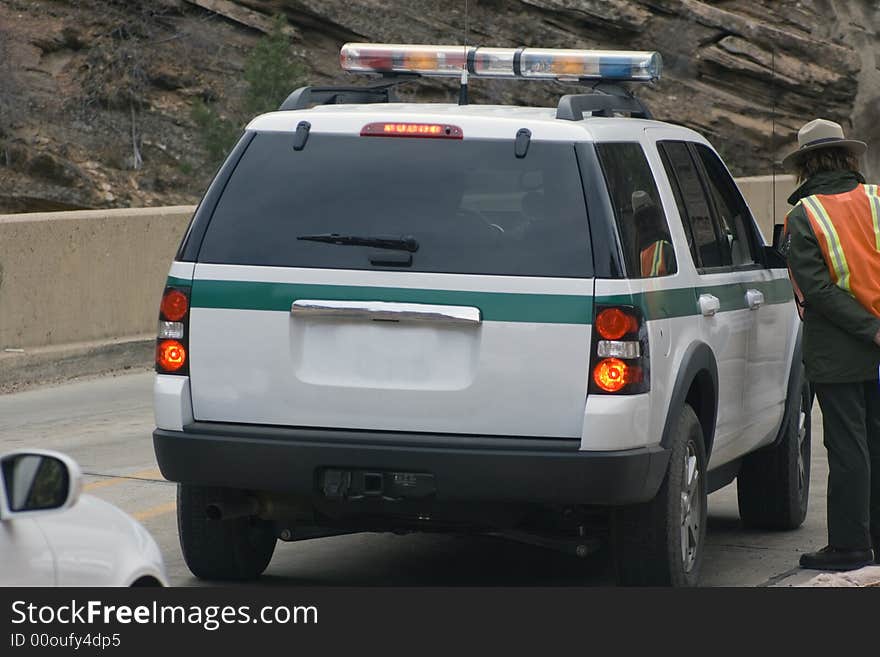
[{"left": 340, "top": 43, "right": 662, "bottom": 82}]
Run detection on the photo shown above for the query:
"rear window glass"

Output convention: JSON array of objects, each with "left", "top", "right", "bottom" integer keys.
[
  {"left": 198, "top": 133, "right": 593, "bottom": 277},
  {"left": 596, "top": 142, "right": 677, "bottom": 278}
]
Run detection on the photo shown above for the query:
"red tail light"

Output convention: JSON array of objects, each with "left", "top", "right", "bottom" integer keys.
[
  {"left": 160, "top": 289, "right": 189, "bottom": 322},
  {"left": 593, "top": 358, "right": 642, "bottom": 393},
  {"left": 157, "top": 340, "right": 187, "bottom": 372},
  {"left": 595, "top": 307, "right": 638, "bottom": 340},
  {"left": 590, "top": 305, "right": 649, "bottom": 394},
  {"left": 156, "top": 285, "right": 190, "bottom": 375}
]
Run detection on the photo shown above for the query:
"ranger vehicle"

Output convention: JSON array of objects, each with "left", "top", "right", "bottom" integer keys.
[{"left": 153, "top": 44, "right": 809, "bottom": 586}]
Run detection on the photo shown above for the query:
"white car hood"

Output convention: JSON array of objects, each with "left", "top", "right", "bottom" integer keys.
[{"left": 34, "top": 494, "right": 167, "bottom": 586}]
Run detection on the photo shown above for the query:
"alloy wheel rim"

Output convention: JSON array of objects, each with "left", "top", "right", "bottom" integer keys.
[
  {"left": 797, "top": 386, "right": 809, "bottom": 497},
  {"left": 796, "top": 395, "right": 808, "bottom": 495},
  {"left": 680, "top": 441, "right": 701, "bottom": 572}
]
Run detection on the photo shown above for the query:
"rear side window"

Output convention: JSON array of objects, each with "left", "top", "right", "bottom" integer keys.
[
  {"left": 197, "top": 133, "right": 593, "bottom": 278},
  {"left": 596, "top": 142, "right": 677, "bottom": 278},
  {"left": 659, "top": 141, "right": 729, "bottom": 269},
  {"left": 694, "top": 144, "right": 761, "bottom": 267}
]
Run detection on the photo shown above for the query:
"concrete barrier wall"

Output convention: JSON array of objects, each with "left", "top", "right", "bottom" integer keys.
[
  {"left": 0, "top": 206, "right": 195, "bottom": 350},
  {"left": 0, "top": 175, "right": 797, "bottom": 354},
  {"left": 736, "top": 174, "right": 797, "bottom": 241}
]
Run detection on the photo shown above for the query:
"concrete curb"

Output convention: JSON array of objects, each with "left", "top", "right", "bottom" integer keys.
[
  {"left": 770, "top": 564, "right": 880, "bottom": 587},
  {"left": 0, "top": 335, "right": 154, "bottom": 393},
  {"left": 798, "top": 566, "right": 880, "bottom": 587}
]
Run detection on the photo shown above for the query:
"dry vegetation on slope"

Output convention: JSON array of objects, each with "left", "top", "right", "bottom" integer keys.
[{"left": 0, "top": 0, "right": 878, "bottom": 213}]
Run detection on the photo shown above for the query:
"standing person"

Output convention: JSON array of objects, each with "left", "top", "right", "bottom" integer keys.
[{"left": 782, "top": 118, "right": 880, "bottom": 570}]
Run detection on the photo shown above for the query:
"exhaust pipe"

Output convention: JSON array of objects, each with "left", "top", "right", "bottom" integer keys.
[{"left": 205, "top": 497, "right": 260, "bottom": 521}]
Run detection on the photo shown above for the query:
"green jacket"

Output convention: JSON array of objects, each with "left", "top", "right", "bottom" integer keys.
[{"left": 784, "top": 170, "right": 880, "bottom": 383}]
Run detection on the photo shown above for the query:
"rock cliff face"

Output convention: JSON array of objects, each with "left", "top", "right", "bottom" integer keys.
[{"left": 1, "top": 0, "right": 877, "bottom": 213}]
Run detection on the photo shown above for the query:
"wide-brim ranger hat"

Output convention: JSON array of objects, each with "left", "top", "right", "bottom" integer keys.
[{"left": 782, "top": 118, "right": 867, "bottom": 170}]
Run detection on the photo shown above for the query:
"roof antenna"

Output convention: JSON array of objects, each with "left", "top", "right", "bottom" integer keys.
[
  {"left": 771, "top": 47, "right": 778, "bottom": 227},
  {"left": 459, "top": 0, "right": 469, "bottom": 105}
]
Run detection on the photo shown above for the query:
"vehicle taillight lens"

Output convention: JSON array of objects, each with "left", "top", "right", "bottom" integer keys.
[
  {"left": 590, "top": 305, "right": 649, "bottom": 395},
  {"left": 160, "top": 289, "right": 189, "bottom": 322},
  {"left": 595, "top": 307, "right": 638, "bottom": 340},
  {"left": 594, "top": 358, "right": 624, "bottom": 392},
  {"left": 157, "top": 340, "right": 186, "bottom": 372},
  {"left": 156, "top": 285, "right": 190, "bottom": 375}
]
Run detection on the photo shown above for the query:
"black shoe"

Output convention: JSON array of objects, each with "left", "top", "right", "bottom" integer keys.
[
  {"left": 799, "top": 545, "right": 875, "bottom": 571},
  {"left": 873, "top": 537, "right": 880, "bottom": 564}
]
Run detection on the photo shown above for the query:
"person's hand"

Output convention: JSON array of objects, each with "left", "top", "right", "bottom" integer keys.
[{"left": 874, "top": 328, "right": 880, "bottom": 347}]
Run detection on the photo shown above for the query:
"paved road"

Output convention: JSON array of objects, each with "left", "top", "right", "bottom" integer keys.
[{"left": 0, "top": 370, "right": 830, "bottom": 586}]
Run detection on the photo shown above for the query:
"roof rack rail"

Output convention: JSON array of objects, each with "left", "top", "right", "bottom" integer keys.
[
  {"left": 278, "top": 77, "right": 415, "bottom": 111},
  {"left": 556, "top": 83, "right": 653, "bottom": 121}
]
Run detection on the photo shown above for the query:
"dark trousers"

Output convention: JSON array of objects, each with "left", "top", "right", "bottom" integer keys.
[{"left": 813, "top": 381, "right": 880, "bottom": 549}]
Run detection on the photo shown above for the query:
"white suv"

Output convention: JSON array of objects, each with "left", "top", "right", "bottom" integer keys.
[{"left": 152, "top": 44, "right": 809, "bottom": 586}]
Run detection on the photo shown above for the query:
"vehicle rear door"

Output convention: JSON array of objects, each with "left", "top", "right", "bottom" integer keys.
[
  {"left": 693, "top": 144, "right": 790, "bottom": 452},
  {"left": 657, "top": 140, "right": 753, "bottom": 466},
  {"left": 187, "top": 129, "right": 595, "bottom": 438}
]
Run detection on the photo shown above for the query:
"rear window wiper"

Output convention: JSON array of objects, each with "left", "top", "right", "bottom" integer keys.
[{"left": 296, "top": 233, "right": 419, "bottom": 252}]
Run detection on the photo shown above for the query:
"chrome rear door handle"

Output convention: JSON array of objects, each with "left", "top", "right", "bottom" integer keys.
[
  {"left": 745, "top": 289, "right": 765, "bottom": 310},
  {"left": 699, "top": 294, "right": 720, "bottom": 317},
  {"left": 291, "top": 300, "right": 482, "bottom": 325}
]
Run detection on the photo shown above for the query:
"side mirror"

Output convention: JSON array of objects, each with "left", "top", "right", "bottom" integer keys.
[
  {"left": 772, "top": 223, "right": 785, "bottom": 251},
  {"left": 0, "top": 450, "right": 82, "bottom": 520},
  {"left": 763, "top": 244, "right": 787, "bottom": 269}
]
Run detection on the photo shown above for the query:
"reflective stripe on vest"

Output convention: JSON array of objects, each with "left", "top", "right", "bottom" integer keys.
[
  {"left": 866, "top": 184, "right": 880, "bottom": 251},
  {"left": 801, "top": 194, "right": 852, "bottom": 292},
  {"left": 799, "top": 184, "right": 880, "bottom": 318},
  {"left": 640, "top": 240, "right": 667, "bottom": 277}
]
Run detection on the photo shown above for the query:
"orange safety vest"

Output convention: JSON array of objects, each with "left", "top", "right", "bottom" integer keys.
[
  {"left": 785, "top": 184, "right": 880, "bottom": 319},
  {"left": 640, "top": 239, "right": 670, "bottom": 277}
]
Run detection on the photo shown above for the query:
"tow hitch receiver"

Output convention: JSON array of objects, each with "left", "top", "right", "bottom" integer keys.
[{"left": 321, "top": 469, "right": 436, "bottom": 500}]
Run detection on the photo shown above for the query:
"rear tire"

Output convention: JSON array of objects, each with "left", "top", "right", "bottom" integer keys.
[
  {"left": 737, "top": 371, "right": 811, "bottom": 530},
  {"left": 612, "top": 404, "right": 707, "bottom": 587},
  {"left": 178, "top": 484, "right": 276, "bottom": 581}
]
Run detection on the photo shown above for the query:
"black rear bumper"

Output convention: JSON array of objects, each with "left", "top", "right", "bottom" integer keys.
[{"left": 154, "top": 423, "right": 670, "bottom": 506}]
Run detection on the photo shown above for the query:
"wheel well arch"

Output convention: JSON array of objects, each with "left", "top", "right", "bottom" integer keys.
[
  {"left": 130, "top": 575, "right": 163, "bottom": 587},
  {"left": 661, "top": 342, "right": 718, "bottom": 459},
  {"left": 683, "top": 369, "right": 717, "bottom": 458},
  {"left": 767, "top": 324, "right": 807, "bottom": 450}
]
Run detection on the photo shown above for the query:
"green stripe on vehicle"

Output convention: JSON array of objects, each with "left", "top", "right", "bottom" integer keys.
[
  {"left": 190, "top": 279, "right": 594, "bottom": 324},
  {"left": 598, "top": 278, "right": 793, "bottom": 320},
  {"left": 166, "top": 276, "right": 192, "bottom": 288},
  {"left": 183, "top": 277, "right": 793, "bottom": 323},
  {"left": 596, "top": 287, "right": 698, "bottom": 319},
  {"left": 749, "top": 277, "right": 796, "bottom": 305}
]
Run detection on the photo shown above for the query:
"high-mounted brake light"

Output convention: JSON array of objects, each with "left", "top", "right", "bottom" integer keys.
[
  {"left": 361, "top": 122, "right": 463, "bottom": 139},
  {"left": 341, "top": 43, "right": 661, "bottom": 82}
]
